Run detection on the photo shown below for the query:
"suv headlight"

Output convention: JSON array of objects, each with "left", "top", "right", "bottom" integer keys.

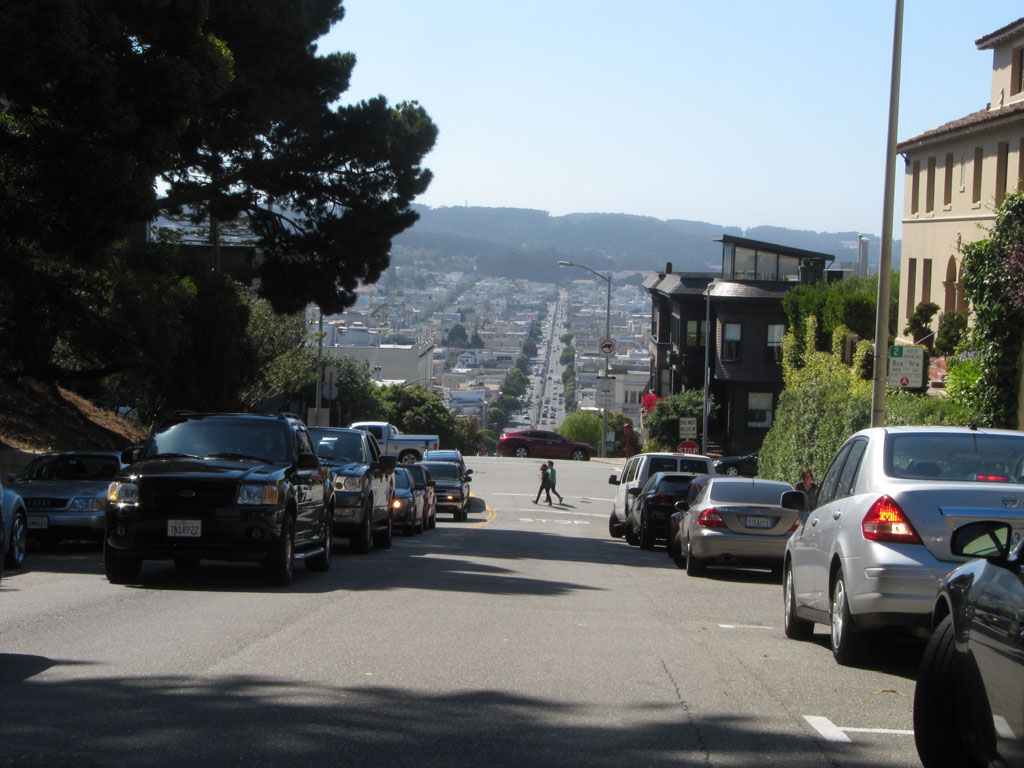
[
  {"left": 107, "top": 481, "right": 138, "bottom": 504},
  {"left": 334, "top": 476, "right": 360, "bottom": 492},
  {"left": 237, "top": 484, "right": 279, "bottom": 505},
  {"left": 70, "top": 497, "right": 106, "bottom": 511}
]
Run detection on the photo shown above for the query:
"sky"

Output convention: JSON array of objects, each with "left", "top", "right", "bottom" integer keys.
[{"left": 321, "top": 2, "right": 1024, "bottom": 238}]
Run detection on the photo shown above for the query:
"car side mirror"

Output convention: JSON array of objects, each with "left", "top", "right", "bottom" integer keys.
[
  {"left": 428, "top": 480, "right": 436, "bottom": 487},
  {"left": 951, "top": 520, "right": 1013, "bottom": 561},
  {"left": 674, "top": 500, "right": 689, "bottom": 512},
  {"left": 379, "top": 455, "right": 397, "bottom": 473},
  {"left": 608, "top": 474, "right": 620, "bottom": 485},
  {"left": 780, "top": 490, "right": 806, "bottom": 512},
  {"left": 298, "top": 452, "right": 320, "bottom": 470},
  {"left": 121, "top": 445, "right": 142, "bottom": 464},
  {"left": 627, "top": 487, "right": 640, "bottom": 497},
  {"left": 465, "top": 468, "right": 473, "bottom": 476}
]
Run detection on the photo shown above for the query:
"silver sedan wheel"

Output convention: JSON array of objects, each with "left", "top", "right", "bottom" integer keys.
[{"left": 831, "top": 577, "right": 847, "bottom": 650}]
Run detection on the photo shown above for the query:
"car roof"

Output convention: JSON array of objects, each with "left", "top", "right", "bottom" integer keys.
[{"left": 309, "top": 427, "right": 363, "bottom": 435}]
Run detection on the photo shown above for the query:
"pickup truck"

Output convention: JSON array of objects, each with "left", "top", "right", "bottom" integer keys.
[{"left": 349, "top": 422, "right": 439, "bottom": 464}]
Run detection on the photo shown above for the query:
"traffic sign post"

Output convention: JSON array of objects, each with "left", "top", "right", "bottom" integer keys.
[
  {"left": 887, "top": 345, "right": 925, "bottom": 389},
  {"left": 677, "top": 440, "right": 700, "bottom": 454},
  {"left": 678, "top": 416, "right": 697, "bottom": 440},
  {"left": 595, "top": 376, "right": 616, "bottom": 409},
  {"left": 599, "top": 338, "right": 616, "bottom": 355}
]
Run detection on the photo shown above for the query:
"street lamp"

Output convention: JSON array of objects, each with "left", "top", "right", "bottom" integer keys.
[{"left": 558, "top": 260, "right": 612, "bottom": 458}]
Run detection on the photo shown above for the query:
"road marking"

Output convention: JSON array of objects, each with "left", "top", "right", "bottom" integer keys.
[
  {"left": 442, "top": 502, "right": 496, "bottom": 538},
  {"left": 517, "top": 518, "right": 590, "bottom": 524},
  {"left": 718, "top": 624, "right": 772, "bottom": 630},
  {"left": 804, "top": 715, "right": 913, "bottom": 743}
]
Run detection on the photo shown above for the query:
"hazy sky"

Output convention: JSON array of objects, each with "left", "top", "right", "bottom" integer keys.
[{"left": 322, "top": 2, "right": 1024, "bottom": 237}]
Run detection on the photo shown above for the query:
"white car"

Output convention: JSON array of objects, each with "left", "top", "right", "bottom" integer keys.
[
  {"left": 783, "top": 425, "right": 1024, "bottom": 665},
  {"left": 608, "top": 452, "right": 715, "bottom": 542}
]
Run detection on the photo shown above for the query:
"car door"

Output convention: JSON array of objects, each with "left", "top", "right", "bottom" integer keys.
[
  {"left": 365, "top": 434, "right": 389, "bottom": 522},
  {"left": 292, "top": 427, "right": 322, "bottom": 543},
  {"left": 614, "top": 457, "right": 639, "bottom": 522},
  {"left": 791, "top": 441, "right": 854, "bottom": 612}
]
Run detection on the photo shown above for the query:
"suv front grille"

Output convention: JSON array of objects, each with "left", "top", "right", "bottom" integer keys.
[{"left": 141, "top": 478, "right": 235, "bottom": 516}]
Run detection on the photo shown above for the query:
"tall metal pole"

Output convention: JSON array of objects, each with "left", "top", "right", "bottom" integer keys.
[
  {"left": 702, "top": 282, "right": 713, "bottom": 454},
  {"left": 602, "top": 274, "right": 611, "bottom": 459},
  {"left": 871, "top": 0, "right": 904, "bottom": 427}
]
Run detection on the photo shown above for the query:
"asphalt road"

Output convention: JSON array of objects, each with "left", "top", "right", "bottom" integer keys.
[{"left": 0, "top": 456, "right": 924, "bottom": 767}]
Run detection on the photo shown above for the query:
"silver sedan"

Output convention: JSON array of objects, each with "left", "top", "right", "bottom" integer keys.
[
  {"left": 677, "top": 477, "right": 805, "bottom": 577},
  {"left": 783, "top": 425, "right": 1024, "bottom": 666}
]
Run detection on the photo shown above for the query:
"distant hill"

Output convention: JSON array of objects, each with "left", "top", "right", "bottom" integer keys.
[{"left": 391, "top": 205, "right": 898, "bottom": 280}]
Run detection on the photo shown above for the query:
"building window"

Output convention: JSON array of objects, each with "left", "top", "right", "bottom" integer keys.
[
  {"left": 996, "top": 142, "right": 1009, "bottom": 206},
  {"left": 911, "top": 160, "right": 920, "bottom": 214},
  {"left": 972, "top": 146, "right": 984, "bottom": 204},
  {"left": 767, "top": 324, "right": 785, "bottom": 362},
  {"left": 926, "top": 156, "right": 936, "bottom": 213},
  {"left": 747, "top": 392, "right": 773, "bottom": 428},
  {"left": 778, "top": 255, "right": 800, "bottom": 281},
  {"left": 686, "top": 320, "right": 707, "bottom": 347},
  {"left": 943, "top": 152, "right": 954, "bottom": 206},
  {"left": 1019, "top": 138, "right": 1024, "bottom": 193},
  {"left": 906, "top": 259, "right": 917, "bottom": 319},
  {"left": 734, "top": 248, "right": 756, "bottom": 280},
  {"left": 1014, "top": 46, "right": 1024, "bottom": 95},
  {"left": 722, "top": 243, "right": 734, "bottom": 278},
  {"left": 922, "top": 259, "right": 932, "bottom": 303},
  {"left": 723, "top": 323, "right": 741, "bottom": 360},
  {"left": 756, "top": 251, "right": 779, "bottom": 280}
]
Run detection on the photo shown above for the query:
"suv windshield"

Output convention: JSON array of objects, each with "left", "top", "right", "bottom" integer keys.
[
  {"left": 310, "top": 430, "right": 366, "bottom": 463},
  {"left": 18, "top": 454, "right": 119, "bottom": 482},
  {"left": 146, "top": 418, "right": 291, "bottom": 463},
  {"left": 887, "top": 433, "right": 1024, "bottom": 482}
]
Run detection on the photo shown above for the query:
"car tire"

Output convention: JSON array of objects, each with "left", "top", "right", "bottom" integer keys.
[
  {"left": 351, "top": 502, "right": 374, "bottom": 554},
  {"left": 685, "top": 539, "right": 706, "bottom": 576},
  {"left": 262, "top": 514, "right": 295, "bottom": 586},
  {"left": 306, "top": 509, "right": 333, "bottom": 572},
  {"left": 624, "top": 517, "right": 639, "bottom": 546},
  {"left": 429, "top": 508, "right": 437, "bottom": 529},
  {"left": 571, "top": 448, "right": 587, "bottom": 461},
  {"left": 668, "top": 531, "right": 686, "bottom": 568},
  {"left": 373, "top": 511, "right": 393, "bottom": 549},
  {"left": 783, "top": 561, "right": 814, "bottom": 640},
  {"left": 415, "top": 509, "right": 424, "bottom": 535},
  {"left": 5, "top": 511, "right": 27, "bottom": 570},
  {"left": 608, "top": 510, "right": 624, "bottom": 539},
  {"left": 830, "top": 571, "right": 865, "bottom": 665},
  {"left": 913, "top": 616, "right": 974, "bottom": 768},
  {"left": 638, "top": 509, "right": 654, "bottom": 550},
  {"left": 104, "top": 539, "right": 142, "bottom": 584},
  {"left": 398, "top": 451, "right": 419, "bottom": 464},
  {"left": 513, "top": 445, "right": 530, "bottom": 458}
]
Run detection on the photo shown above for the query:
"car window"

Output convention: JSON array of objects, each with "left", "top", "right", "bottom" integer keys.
[
  {"left": 17, "top": 454, "right": 120, "bottom": 481},
  {"left": 147, "top": 419, "right": 290, "bottom": 461},
  {"left": 836, "top": 438, "right": 868, "bottom": 499},
  {"left": 295, "top": 428, "right": 315, "bottom": 457},
  {"left": 709, "top": 482, "right": 792, "bottom": 504},
  {"left": 886, "top": 432, "right": 1024, "bottom": 482},
  {"left": 816, "top": 442, "right": 853, "bottom": 508},
  {"left": 394, "top": 469, "right": 411, "bottom": 489},
  {"left": 654, "top": 477, "right": 692, "bottom": 495},
  {"left": 421, "top": 462, "right": 460, "bottom": 481},
  {"left": 678, "top": 459, "right": 710, "bottom": 473},
  {"left": 312, "top": 431, "right": 366, "bottom": 463},
  {"left": 649, "top": 457, "right": 677, "bottom": 474},
  {"left": 624, "top": 458, "right": 640, "bottom": 483}
]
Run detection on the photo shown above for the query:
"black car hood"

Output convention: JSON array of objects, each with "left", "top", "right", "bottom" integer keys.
[{"left": 123, "top": 457, "right": 285, "bottom": 482}]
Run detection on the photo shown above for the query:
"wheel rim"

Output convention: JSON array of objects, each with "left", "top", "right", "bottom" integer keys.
[
  {"left": 726, "top": 467, "right": 739, "bottom": 476},
  {"left": 515, "top": 447, "right": 528, "bottom": 458},
  {"left": 284, "top": 523, "right": 295, "bottom": 579},
  {"left": 831, "top": 578, "right": 846, "bottom": 649},
  {"left": 324, "top": 514, "right": 333, "bottom": 564},
  {"left": 785, "top": 568, "right": 795, "bottom": 623},
  {"left": 11, "top": 514, "right": 27, "bottom": 567}
]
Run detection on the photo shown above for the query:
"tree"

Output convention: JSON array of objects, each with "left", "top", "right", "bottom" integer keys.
[
  {"left": 933, "top": 311, "right": 968, "bottom": 356},
  {"left": 239, "top": 290, "right": 318, "bottom": 410},
  {"left": 559, "top": 346, "right": 575, "bottom": 366},
  {"left": 644, "top": 391, "right": 712, "bottom": 450},
  {"left": 558, "top": 411, "right": 600, "bottom": 449},
  {"left": 904, "top": 301, "right": 940, "bottom": 345},
  {"left": 468, "top": 329, "right": 485, "bottom": 349},
  {"left": 326, "top": 357, "right": 383, "bottom": 427},
  {"left": 0, "top": 0, "right": 437, "bottom": 381},
  {"left": 522, "top": 337, "right": 538, "bottom": 357},
  {"left": 377, "top": 385, "right": 457, "bottom": 448},
  {"left": 446, "top": 324, "right": 469, "bottom": 347}
]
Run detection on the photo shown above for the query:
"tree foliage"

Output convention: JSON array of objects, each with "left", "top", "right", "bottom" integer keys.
[
  {"left": 781, "top": 275, "right": 886, "bottom": 351},
  {"left": 644, "top": 390, "right": 713, "bottom": 450},
  {"left": 558, "top": 411, "right": 600, "bottom": 449},
  {"left": 377, "top": 385, "right": 457, "bottom": 448}
]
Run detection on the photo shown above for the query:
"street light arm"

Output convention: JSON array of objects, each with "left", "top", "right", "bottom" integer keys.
[{"left": 557, "top": 260, "right": 610, "bottom": 284}]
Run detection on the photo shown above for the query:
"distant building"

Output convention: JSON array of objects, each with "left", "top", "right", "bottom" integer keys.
[
  {"left": 896, "top": 17, "right": 1024, "bottom": 341},
  {"left": 645, "top": 235, "right": 834, "bottom": 455}
]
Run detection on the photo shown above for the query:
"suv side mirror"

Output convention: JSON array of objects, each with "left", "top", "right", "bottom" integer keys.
[
  {"left": 627, "top": 487, "right": 641, "bottom": 497},
  {"left": 298, "top": 452, "right": 320, "bottom": 470},
  {"left": 379, "top": 455, "right": 397, "bottom": 473},
  {"left": 674, "top": 500, "right": 689, "bottom": 512},
  {"left": 121, "top": 445, "right": 142, "bottom": 464},
  {"left": 608, "top": 473, "right": 620, "bottom": 485}
]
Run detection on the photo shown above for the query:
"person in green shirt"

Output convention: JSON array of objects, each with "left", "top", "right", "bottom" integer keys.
[{"left": 547, "top": 461, "right": 564, "bottom": 504}]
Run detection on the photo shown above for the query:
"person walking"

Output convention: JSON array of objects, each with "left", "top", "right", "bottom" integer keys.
[
  {"left": 532, "top": 463, "right": 553, "bottom": 505},
  {"left": 547, "top": 461, "right": 564, "bottom": 504}
]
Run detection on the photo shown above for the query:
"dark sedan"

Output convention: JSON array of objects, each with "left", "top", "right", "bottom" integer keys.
[
  {"left": 626, "top": 472, "right": 699, "bottom": 550},
  {"left": 914, "top": 520, "right": 1024, "bottom": 767},
  {"left": 391, "top": 467, "right": 426, "bottom": 535},
  {"left": 714, "top": 451, "right": 758, "bottom": 477},
  {"left": 496, "top": 429, "right": 592, "bottom": 461},
  {"left": 418, "top": 460, "right": 472, "bottom": 521}
]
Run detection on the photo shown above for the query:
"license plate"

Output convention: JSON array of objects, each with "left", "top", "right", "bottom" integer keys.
[
  {"left": 745, "top": 515, "right": 773, "bottom": 529},
  {"left": 168, "top": 519, "right": 201, "bottom": 538},
  {"left": 27, "top": 516, "right": 48, "bottom": 529}
]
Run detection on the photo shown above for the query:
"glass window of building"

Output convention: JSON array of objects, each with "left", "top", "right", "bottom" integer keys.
[
  {"left": 767, "top": 324, "right": 785, "bottom": 362},
  {"left": 779, "top": 255, "right": 800, "bottom": 281},
  {"left": 756, "top": 251, "right": 779, "bottom": 280},
  {"left": 723, "top": 323, "right": 742, "bottom": 360},
  {"left": 734, "top": 248, "right": 757, "bottom": 280},
  {"left": 747, "top": 392, "right": 773, "bottom": 428},
  {"left": 686, "top": 320, "right": 707, "bottom": 347}
]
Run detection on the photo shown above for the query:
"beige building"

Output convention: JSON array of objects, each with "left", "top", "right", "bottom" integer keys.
[{"left": 897, "top": 17, "right": 1024, "bottom": 341}]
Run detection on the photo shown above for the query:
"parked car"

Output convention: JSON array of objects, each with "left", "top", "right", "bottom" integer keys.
[
  {"left": 676, "top": 477, "right": 805, "bottom": 577},
  {"left": 626, "top": 472, "right": 700, "bottom": 550},
  {"left": 1, "top": 479, "right": 27, "bottom": 571},
  {"left": 783, "top": 425, "right": 1024, "bottom": 665},
  {"left": 608, "top": 452, "right": 715, "bottom": 542},
  {"left": 667, "top": 474, "right": 714, "bottom": 567},
  {"left": 391, "top": 467, "right": 426, "bottom": 535},
  {"left": 406, "top": 464, "right": 437, "bottom": 529},
  {"left": 310, "top": 426, "right": 396, "bottom": 553},
  {"left": 714, "top": 451, "right": 759, "bottom": 477},
  {"left": 106, "top": 412, "right": 334, "bottom": 586},
  {"left": 419, "top": 460, "right": 472, "bottom": 521},
  {"left": 496, "top": 429, "right": 593, "bottom": 461},
  {"left": 350, "top": 421, "right": 439, "bottom": 464},
  {"left": 423, "top": 449, "right": 469, "bottom": 476},
  {"left": 911, "top": 519, "right": 1024, "bottom": 767},
  {"left": 9, "top": 451, "right": 127, "bottom": 545}
]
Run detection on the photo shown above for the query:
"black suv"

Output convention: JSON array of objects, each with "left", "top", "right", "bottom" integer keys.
[{"left": 105, "top": 412, "right": 333, "bottom": 586}]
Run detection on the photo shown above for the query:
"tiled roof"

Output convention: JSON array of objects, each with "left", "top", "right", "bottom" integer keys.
[
  {"left": 897, "top": 100, "right": 1024, "bottom": 152},
  {"left": 975, "top": 17, "right": 1024, "bottom": 49},
  {"left": 709, "top": 280, "right": 791, "bottom": 300}
]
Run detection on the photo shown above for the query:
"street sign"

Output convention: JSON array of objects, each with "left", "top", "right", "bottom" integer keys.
[
  {"left": 888, "top": 345, "right": 925, "bottom": 389},
  {"left": 678, "top": 416, "right": 697, "bottom": 439},
  {"left": 599, "top": 338, "right": 616, "bottom": 355},
  {"left": 677, "top": 440, "right": 700, "bottom": 455},
  {"left": 595, "top": 376, "right": 616, "bottom": 408}
]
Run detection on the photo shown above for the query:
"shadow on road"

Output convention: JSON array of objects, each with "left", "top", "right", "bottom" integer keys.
[{"left": 0, "top": 663, "right": 903, "bottom": 768}]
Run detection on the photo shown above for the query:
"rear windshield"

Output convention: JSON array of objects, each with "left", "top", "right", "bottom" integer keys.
[
  {"left": 394, "top": 470, "right": 411, "bottom": 489},
  {"left": 710, "top": 482, "right": 790, "bottom": 504},
  {"left": 654, "top": 478, "right": 692, "bottom": 495},
  {"left": 678, "top": 459, "right": 709, "bottom": 474},
  {"left": 421, "top": 462, "right": 460, "bottom": 481},
  {"left": 887, "top": 433, "right": 1024, "bottom": 482}
]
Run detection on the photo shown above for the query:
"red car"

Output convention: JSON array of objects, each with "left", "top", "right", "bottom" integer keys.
[{"left": 496, "top": 429, "right": 593, "bottom": 461}]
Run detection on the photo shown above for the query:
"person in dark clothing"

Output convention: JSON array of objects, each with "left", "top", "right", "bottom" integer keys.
[
  {"left": 794, "top": 467, "right": 818, "bottom": 508},
  {"left": 532, "top": 463, "right": 553, "bottom": 505},
  {"left": 547, "top": 461, "right": 564, "bottom": 504}
]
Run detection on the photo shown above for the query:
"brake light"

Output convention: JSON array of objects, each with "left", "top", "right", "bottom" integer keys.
[
  {"left": 697, "top": 507, "right": 725, "bottom": 528},
  {"left": 651, "top": 492, "right": 668, "bottom": 504},
  {"left": 977, "top": 474, "right": 1009, "bottom": 482},
  {"left": 861, "top": 495, "right": 922, "bottom": 544}
]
